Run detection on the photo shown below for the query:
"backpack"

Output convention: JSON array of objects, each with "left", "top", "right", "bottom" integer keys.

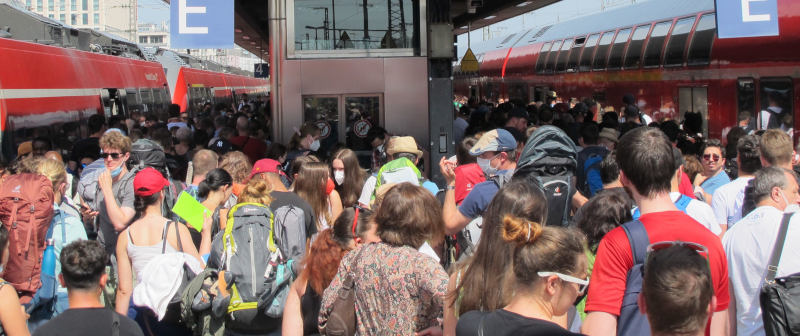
[
  {"left": 454, "top": 172, "right": 512, "bottom": 262},
  {"left": 617, "top": 219, "right": 651, "bottom": 336},
  {"left": 632, "top": 195, "right": 691, "bottom": 220},
  {"left": 272, "top": 204, "right": 308, "bottom": 266},
  {"left": 374, "top": 158, "right": 425, "bottom": 195},
  {"left": 0, "top": 173, "right": 54, "bottom": 300},
  {"left": 180, "top": 267, "right": 224, "bottom": 336},
  {"left": 514, "top": 126, "right": 579, "bottom": 227},
  {"left": 128, "top": 139, "right": 183, "bottom": 220},
  {"left": 217, "top": 203, "right": 295, "bottom": 333}
]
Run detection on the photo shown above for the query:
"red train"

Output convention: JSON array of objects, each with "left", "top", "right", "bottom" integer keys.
[
  {"left": 455, "top": 0, "right": 800, "bottom": 140},
  {"left": 0, "top": 4, "right": 268, "bottom": 161}
]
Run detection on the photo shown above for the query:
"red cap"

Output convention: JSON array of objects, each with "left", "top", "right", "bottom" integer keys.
[
  {"left": 250, "top": 159, "right": 282, "bottom": 178},
  {"left": 134, "top": 167, "right": 170, "bottom": 196}
]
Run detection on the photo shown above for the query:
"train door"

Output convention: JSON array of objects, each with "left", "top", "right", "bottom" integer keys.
[
  {"left": 678, "top": 86, "right": 708, "bottom": 136},
  {"left": 100, "top": 89, "right": 127, "bottom": 118},
  {"left": 757, "top": 77, "right": 793, "bottom": 133},
  {"left": 302, "top": 94, "right": 383, "bottom": 166}
]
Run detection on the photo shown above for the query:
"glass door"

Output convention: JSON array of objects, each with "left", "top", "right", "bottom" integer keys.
[{"left": 302, "top": 94, "right": 383, "bottom": 166}]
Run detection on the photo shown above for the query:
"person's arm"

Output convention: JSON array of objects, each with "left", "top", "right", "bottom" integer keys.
[
  {"left": 710, "top": 309, "right": 730, "bottom": 336},
  {"left": 198, "top": 214, "right": 213, "bottom": 257},
  {"left": 0, "top": 284, "right": 29, "bottom": 336},
  {"left": 443, "top": 272, "right": 459, "bottom": 336},
  {"left": 176, "top": 224, "right": 205, "bottom": 265},
  {"left": 328, "top": 190, "right": 343, "bottom": 221},
  {"left": 115, "top": 230, "right": 133, "bottom": 315},
  {"left": 581, "top": 312, "right": 618, "bottom": 336},
  {"left": 281, "top": 279, "right": 307, "bottom": 336},
  {"left": 439, "top": 158, "right": 470, "bottom": 235},
  {"left": 98, "top": 170, "right": 135, "bottom": 232}
]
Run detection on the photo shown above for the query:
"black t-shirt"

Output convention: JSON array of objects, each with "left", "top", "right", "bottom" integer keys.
[
  {"left": 456, "top": 309, "right": 583, "bottom": 336},
  {"left": 70, "top": 137, "right": 101, "bottom": 163},
  {"left": 33, "top": 308, "right": 144, "bottom": 336},
  {"left": 270, "top": 191, "right": 317, "bottom": 238}
]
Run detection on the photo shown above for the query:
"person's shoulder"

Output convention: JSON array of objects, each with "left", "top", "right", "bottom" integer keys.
[
  {"left": 117, "top": 312, "right": 145, "bottom": 336},
  {"left": 456, "top": 310, "right": 488, "bottom": 335}
]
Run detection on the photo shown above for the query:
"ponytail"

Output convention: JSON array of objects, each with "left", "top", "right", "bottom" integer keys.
[{"left": 198, "top": 168, "right": 233, "bottom": 199}]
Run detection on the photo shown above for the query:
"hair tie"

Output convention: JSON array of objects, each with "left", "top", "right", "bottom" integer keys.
[
  {"left": 351, "top": 207, "right": 360, "bottom": 235},
  {"left": 526, "top": 221, "right": 532, "bottom": 241}
]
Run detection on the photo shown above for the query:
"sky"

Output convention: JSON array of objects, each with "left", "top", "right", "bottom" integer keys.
[{"left": 138, "top": 0, "right": 169, "bottom": 26}]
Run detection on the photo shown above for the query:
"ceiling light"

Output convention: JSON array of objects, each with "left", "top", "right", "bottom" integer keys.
[
  {"left": 242, "top": 35, "right": 250, "bottom": 40},
  {"left": 255, "top": 46, "right": 261, "bottom": 49},
  {"left": 250, "top": 41, "right": 256, "bottom": 45},
  {"left": 483, "top": 15, "right": 496, "bottom": 20},
  {"left": 234, "top": 28, "right": 243, "bottom": 33},
  {"left": 516, "top": 1, "right": 531, "bottom": 7}
]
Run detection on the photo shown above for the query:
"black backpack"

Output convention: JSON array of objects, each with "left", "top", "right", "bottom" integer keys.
[
  {"left": 514, "top": 126, "right": 578, "bottom": 227},
  {"left": 127, "top": 139, "right": 183, "bottom": 220}
]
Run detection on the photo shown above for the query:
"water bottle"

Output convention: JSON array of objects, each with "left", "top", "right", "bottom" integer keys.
[{"left": 42, "top": 239, "right": 56, "bottom": 277}]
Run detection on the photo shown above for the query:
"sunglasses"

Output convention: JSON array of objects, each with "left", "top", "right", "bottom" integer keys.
[
  {"left": 538, "top": 271, "right": 590, "bottom": 295},
  {"left": 100, "top": 152, "right": 125, "bottom": 159},
  {"left": 645, "top": 241, "right": 709, "bottom": 270},
  {"left": 702, "top": 154, "right": 721, "bottom": 162}
]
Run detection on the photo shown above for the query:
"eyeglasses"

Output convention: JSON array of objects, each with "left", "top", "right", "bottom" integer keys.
[
  {"left": 645, "top": 241, "right": 709, "bottom": 270},
  {"left": 100, "top": 152, "right": 125, "bottom": 159},
  {"left": 702, "top": 154, "right": 721, "bottom": 162},
  {"left": 537, "top": 271, "right": 590, "bottom": 295}
]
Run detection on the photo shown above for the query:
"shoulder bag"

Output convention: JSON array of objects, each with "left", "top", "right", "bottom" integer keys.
[{"left": 760, "top": 213, "right": 800, "bottom": 336}]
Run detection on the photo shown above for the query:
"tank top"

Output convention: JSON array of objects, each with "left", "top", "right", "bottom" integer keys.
[
  {"left": 300, "top": 282, "right": 321, "bottom": 336},
  {"left": 127, "top": 220, "right": 178, "bottom": 279}
]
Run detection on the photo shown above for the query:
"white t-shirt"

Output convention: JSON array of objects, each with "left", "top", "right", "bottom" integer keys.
[
  {"left": 358, "top": 175, "right": 378, "bottom": 207},
  {"left": 712, "top": 176, "right": 754, "bottom": 228},
  {"left": 670, "top": 192, "right": 722, "bottom": 235},
  {"left": 723, "top": 206, "right": 800, "bottom": 336}
]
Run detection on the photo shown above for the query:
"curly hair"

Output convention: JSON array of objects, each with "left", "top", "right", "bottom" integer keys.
[
  {"left": 99, "top": 131, "right": 132, "bottom": 153},
  {"left": 220, "top": 151, "right": 252, "bottom": 184}
]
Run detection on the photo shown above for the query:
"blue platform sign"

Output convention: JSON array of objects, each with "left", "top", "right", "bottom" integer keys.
[
  {"left": 716, "top": 0, "right": 779, "bottom": 38},
  {"left": 170, "top": 0, "right": 233, "bottom": 49}
]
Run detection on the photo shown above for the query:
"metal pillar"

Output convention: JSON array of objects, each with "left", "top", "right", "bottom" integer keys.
[
  {"left": 269, "top": 0, "right": 285, "bottom": 142},
  {"left": 427, "top": 0, "right": 453, "bottom": 185}
]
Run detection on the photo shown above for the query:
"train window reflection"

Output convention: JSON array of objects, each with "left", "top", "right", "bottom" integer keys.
[
  {"left": 687, "top": 13, "right": 716, "bottom": 66},
  {"left": 624, "top": 25, "right": 651, "bottom": 69},
  {"left": 579, "top": 34, "right": 599, "bottom": 72},
  {"left": 293, "top": 0, "right": 419, "bottom": 51},
  {"left": 567, "top": 36, "right": 585, "bottom": 72},
  {"left": 535, "top": 42, "right": 552, "bottom": 74},
  {"left": 592, "top": 32, "right": 615, "bottom": 71},
  {"left": 664, "top": 17, "right": 695, "bottom": 67},
  {"left": 544, "top": 39, "right": 563, "bottom": 73},
  {"left": 758, "top": 78, "right": 793, "bottom": 132},
  {"left": 643, "top": 21, "right": 672, "bottom": 67},
  {"left": 555, "top": 38, "right": 573, "bottom": 72},
  {"left": 737, "top": 78, "right": 756, "bottom": 124},
  {"left": 607, "top": 28, "right": 631, "bottom": 70}
]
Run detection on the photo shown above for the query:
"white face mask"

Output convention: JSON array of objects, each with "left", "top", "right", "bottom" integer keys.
[
  {"left": 779, "top": 190, "right": 799, "bottom": 213},
  {"left": 334, "top": 170, "right": 345, "bottom": 185},
  {"left": 477, "top": 155, "right": 498, "bottom": 176},
  {"left": 309, "top": 139, "right": 321, "bottom": 152}
]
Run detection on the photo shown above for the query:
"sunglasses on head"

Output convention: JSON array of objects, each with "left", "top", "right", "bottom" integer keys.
[
  {"left": 100, "top": 152, "right": 125, "bottom": 159},
  {"left": 702, "top": 154, "right": 721, "bottom": 161},
  {"left": 351, "top": 206, "right": 361, "bottom": 235},
  {"left": 645, "top": 240, "right": 709, "bottom": 269},
  {"left": 537, "top": 271, "right": 590, "bottom": 295}
]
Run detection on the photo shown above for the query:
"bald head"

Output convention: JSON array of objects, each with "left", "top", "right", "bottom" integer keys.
[
  {"left": 192, "top": 149, "right": 219, "bottom": 182},
  {"left": 236, "top": 116, "right": 249, "bottom": 136}
]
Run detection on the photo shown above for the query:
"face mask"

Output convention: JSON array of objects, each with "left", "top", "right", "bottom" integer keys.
[
  {"left": 477, "top": 155, "right": 498, "bottom": 176},
  {"left": 334, "top": 171, "right": 345, "bottom": 185},
  {"left": 309, "top": 139, "right": 321, "bottom": 152},
  {"left": 110, "top": 164, "right": 123, "bottom": 178},
  {"left": 779, "top": 190, "right": 799, "bottom": 213}
]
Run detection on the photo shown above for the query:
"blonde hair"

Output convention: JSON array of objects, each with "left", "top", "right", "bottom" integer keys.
[
  {"left": 220, "top": 151, "right": 252, "bottom": 184},
  {"left": 35, "top": 158, "right": 67, "bottom": 190},
  {"left": 238, "top": 178, "right": 273, "bottom": 205}
]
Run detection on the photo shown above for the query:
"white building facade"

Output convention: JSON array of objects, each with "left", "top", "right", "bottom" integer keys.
[{"left": 26, "top": 0, "right": 137, "bottom": 40}]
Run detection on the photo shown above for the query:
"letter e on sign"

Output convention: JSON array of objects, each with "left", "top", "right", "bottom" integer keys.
[
  {"left": 171, "top": 0, "right": 234, "bottom": 48},
  {"left": 716, "top": 0, "right": 779, "bottom": 38}
]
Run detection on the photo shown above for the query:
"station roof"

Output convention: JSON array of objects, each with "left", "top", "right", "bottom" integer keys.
[{"left": 229, "top": 0, "right": 562, "bottom": 60}]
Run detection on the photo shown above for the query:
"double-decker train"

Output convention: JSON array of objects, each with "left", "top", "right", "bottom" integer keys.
[
  {"left": 0, "top": 3, "right": 268, "bottom": 161},
  {"left": 455, "top": 0, "right": 800, "bottom": 140}
]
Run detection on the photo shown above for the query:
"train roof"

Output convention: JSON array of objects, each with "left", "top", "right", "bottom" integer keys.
[{"left": 467, "top": 0, "right": 715, "bottom": 57}]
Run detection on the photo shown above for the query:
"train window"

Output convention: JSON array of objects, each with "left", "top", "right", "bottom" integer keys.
[
  {"left": 566, "top": 36, "right": 585, "bottom": 72},
  {"left": 592, "top": 32, "right": 615, "bottom": 71},
  {"left": 679, "top": 87, "right": 708, "bottom": 136},
  {"left": 555, "top": 38, "right": 573, "bottom": 73},
  {"left": 624, "top": 25, "right": 651, "bottom": 69},
  {"left": 737, "top": 78, "right": 756, "bottom": 122},
  {"left": 758, "top": 78, "right": 793, "bottom": 131},
  {"left": 643, "top": 21, "right": 672, "bottom": 67},
  {"left": 125, "top": 89, "right": 140, "bottom": 116},
  {"left": 544, "top": 40, "right": 563, "bottom": 73},
  {"left": 535, "top": 42, "right": 552, "bottom": 74},
  {"left": 664, "top": 17, "right": 695, "bottom": 67},
  {"left": 607, "top": 28, "right": 631, "bottom": 70},
  {"left": 139, "top": 89, "right": 154, "bottom": 113},
  {"left": 687, "top": 13, "right": 716, "bottom": 66},
  {"left": 579, "top": 34, "right": 600, "bottom": 71}
]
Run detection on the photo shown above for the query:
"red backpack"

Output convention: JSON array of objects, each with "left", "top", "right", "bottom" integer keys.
[{"left": 0, "top": 173, "right": 54, "bottom": 302}]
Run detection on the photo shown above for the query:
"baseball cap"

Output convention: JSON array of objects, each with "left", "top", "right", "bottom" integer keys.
[
  {"left": 469, "top": 129, "right": 517, "bottom": 156},
  {"left": 17, "top": 141, "right": 32, "bottom": 157},
  {"left": 211, "top": 139, "right": 233, "bottom": 155},
  {"left": 134, "top": 167, "right": 170, "bottom": 197},
  {"left": 250, "top": 159, "right": 282, "bottom": 178},
  {"left": 386, "top": 136, "right": 423, "bottom": 158}
]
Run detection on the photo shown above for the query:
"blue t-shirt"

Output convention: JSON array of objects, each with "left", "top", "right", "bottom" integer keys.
[
  {"left": 701, "top": 170, "right": 731, "bottom": 197},
  {"left": 457, "top": 170, "right": 511, "bottom": 219}
]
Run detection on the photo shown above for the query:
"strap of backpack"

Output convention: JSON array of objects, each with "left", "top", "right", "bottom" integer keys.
[
  {"left": 161, "top": 221, "right": 183, "bottom": 254},
  {"left": 173, "top": 221, "right": 184, "bottom": 253},
  {"left": 621, "top": 220, "right": 649, "bottom": 266},
  {"left": 765, "top": 213, "right": 793, "bottom": 284}
]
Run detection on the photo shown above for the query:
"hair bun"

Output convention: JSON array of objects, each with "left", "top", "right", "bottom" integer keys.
[{"left": 501, "top": 214, "right": 543, "bottom": 245}]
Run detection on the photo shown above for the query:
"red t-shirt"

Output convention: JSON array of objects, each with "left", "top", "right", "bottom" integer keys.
[
  {"left": 230, "top": 136, "right": 267, "bottom": 164},
  {"left": 679, "top": 172, "right": 696, "bottom": 199},
  {"left": 585, "top": 211, "right": 729, "bottom": 316}
]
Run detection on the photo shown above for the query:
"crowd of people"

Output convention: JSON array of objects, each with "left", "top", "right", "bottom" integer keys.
[{"left": 0, "top": 93, "right": 795, "bottom": 336}]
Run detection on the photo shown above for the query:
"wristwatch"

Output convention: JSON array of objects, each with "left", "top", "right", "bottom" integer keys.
[{"left": 446, "top": 185, "right": 456, "bottom": 191}]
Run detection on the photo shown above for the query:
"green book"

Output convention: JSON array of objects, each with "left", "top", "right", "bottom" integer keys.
[{"left": 171, "top": 191, "right": 210, "bottom": 232}]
